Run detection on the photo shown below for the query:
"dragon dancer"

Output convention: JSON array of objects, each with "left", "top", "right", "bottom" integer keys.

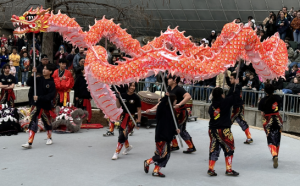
[
  {"left": 207, "top": 85, "right": 240, "bottom": 176},
  {"left": 103, "top": 85, "right": 127, "bottom": 137},
  {"left": 226, "top": 72, "right": 253, "bottom": 144},
  {"left": 144, "top": 93, "right": 180, "bottom": 177},
  {"left": 0, "top": 64, "right": 16, "bottom": 107},
  {"left": 258, "top": 84, "right": 283, "bottom": 168},
  {"left": 148, "top": 75, "right": 196, "bottom": 153},
  {"left": 111, "top": 82, "right": 141, "bottom": 160},
  {"left": 22, "top": 64, "right": 56, "bottom": 149}
]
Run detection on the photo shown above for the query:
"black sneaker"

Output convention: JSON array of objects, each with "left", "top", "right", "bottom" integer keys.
[
  {"left": 144, "top": 160, "right": 149, "bottom": 173},
  {"left": 103, "top": 131, "right": 114, "bottom": 137},
  {"left": 273, "top": 156, "right": 278, "bottom": 168},
  {"left": 183, "top": 147, "right": 196, "bottom": 154},
  {"left": 207, "top": 170, "right": 217, "bottom": 176},
  {"left": 225, "top": 170, "right": 239, "bottom": 176},
  {"left": 152, "top": 172, "right": 165, "bottom": 177},
  {"left": 170, "top": 146, "right": 180, "bottom": 151},
  {"left": 244, "top": 138, "right": 253, "bottom": 144}
]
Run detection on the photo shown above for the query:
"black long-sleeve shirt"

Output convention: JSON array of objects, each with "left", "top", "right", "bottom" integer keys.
[
  {"left": 26, "top": 76, "right": 56, "bottom": 110},
  {"left": 226, "top": 77, "right": 244, "bottom": 108},
  {"left": 74, "top": 74, "right": 91, "bottom": 99},
  {"left": 209, "top": 85, "right": 241, "bottom": 129}
]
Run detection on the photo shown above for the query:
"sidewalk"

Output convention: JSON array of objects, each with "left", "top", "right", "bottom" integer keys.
[{"left": 1, "top": 119, "right": 300, "bottom": 186}]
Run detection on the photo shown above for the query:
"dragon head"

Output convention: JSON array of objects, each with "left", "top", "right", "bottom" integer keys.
[{"left": 11, "top": 6, "right": 50, "bottom": 37}]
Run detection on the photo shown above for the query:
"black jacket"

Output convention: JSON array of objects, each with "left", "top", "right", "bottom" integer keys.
[
  {"left": 26, "top": 76, "right": 56, "bottom": 110},
  {"left": 226, "top": 77, "right": 244, "bottom": 108},
  {"left": 74, "top": 74, "right": 92, "bottom": 99},
  {"left": 285, "top": 83, "right": 300, "bottom": 94},
  {"left": 208, "top": 85, "right": 241, "bottom": 129},
  {"left": 155, "top": 96, "right": 177, "bottom": 142},
  {"left": 266, "top": 20, "right": 277, "bottom": 37},
  {"left": 258, "top": 95, "right": 282, "bottom": 114},
  {"left": 272, "top": 78, "right": 284, "bottom": 90}
]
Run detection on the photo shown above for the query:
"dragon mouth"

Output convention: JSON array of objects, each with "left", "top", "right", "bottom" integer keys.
[{"left": 11, "top": 14, "right": 37, "bottom": 36}]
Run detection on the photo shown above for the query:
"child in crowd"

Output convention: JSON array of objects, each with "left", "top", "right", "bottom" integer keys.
[
  {"left": 9, "top": 61, "right": 16, "bottom": 77},
  {"left": 20, "top": 52, "right": 30, "bottom": 86}
]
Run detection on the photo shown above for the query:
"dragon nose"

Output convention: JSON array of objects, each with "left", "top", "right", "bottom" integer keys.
[{"left": 12, "top": 15, "right": 19, "bottom": 20}]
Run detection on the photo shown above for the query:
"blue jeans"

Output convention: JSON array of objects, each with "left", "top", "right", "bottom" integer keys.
[
  {"left": 282, "top": 89, "right": 293, "bottom": 94},
  {"left": 22, "top": 71, "right": 28, "bottom": 85},
  {"left": 15, "top": 66, "right": 19, "bottom": 84},
  {"left": 294, "top": 30, "right": 300, "bottom": 43},
  {"left": 143, "top": 75, "right": 156, "bottom": 91},
  {"left": 280, "top": 32, "right": 286, "bottom": 40}
]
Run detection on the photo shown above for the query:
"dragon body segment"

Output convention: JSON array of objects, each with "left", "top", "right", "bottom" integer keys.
[{"left": 11, "top": 7, "right": 288, "bottom": 121}]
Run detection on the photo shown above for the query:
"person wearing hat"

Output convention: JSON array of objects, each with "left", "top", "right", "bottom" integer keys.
[
  {"left": 200, "top": 38, "right": 206, "bottom": 45},
  {"left": 207, "top": 30, "right": 217, "bottom": 46},
  {"left": 205, "top": 40, "right": 209, "bottom": 47},
  {"left": 8, "top": 47, "right": 20, "bottom": 85},
  {"left": 37, "top": 54, "right": 49, "bottom": 75}
]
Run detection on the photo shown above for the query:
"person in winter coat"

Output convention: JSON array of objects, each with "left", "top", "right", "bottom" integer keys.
[
  {"left": 207, "top": 30, "right": 217, "bottom": 46},
  {"left": 286, "top": 42, "right": 294, "bottom": 63},
  {"left": 265, "top": 14, "right": 277, "bottom": 37},
  {"left": 276, "top": 12, "right": 289, "bottom": 40},
  {"left": 290, "top": 11, "right": 300, "bottom": 43},
  {"left": 282, "top": 77, "right": 300, "bottom": 94},
  {"left": 143, "top": 94, "right": 180, "bottom": 178}
]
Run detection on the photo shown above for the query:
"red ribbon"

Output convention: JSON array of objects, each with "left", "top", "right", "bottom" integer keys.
[
  {"left": 264, "top": 112, "right": 280, "bottom": 117},
  {"left": 83, "top": 99, "right": 92, "bottom": 122}
]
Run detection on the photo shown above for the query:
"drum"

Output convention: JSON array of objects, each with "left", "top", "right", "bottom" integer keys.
[{"left": 137, "top": 91, "right": 161, "bottom": 119}]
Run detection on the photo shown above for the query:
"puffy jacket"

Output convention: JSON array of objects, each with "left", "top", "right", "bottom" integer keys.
[{"left": 291, "top": 17, "right": 300, "bottom": 31}]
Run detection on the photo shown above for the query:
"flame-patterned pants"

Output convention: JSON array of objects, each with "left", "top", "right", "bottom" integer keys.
[
  {"left": 54, "top": 93, "right": 63, "bottom": 107},
  {"left": 28, "top": 106, "right": 53, "bottom": 133},
  {"left": 176, "top": 109, "right": 191, "bottom": 141},
  {"left": 0, "top": 91, "right": 14, "bottom": 107},
  {"left": 209, "top": 128, "right": 235, "bottom": 161},
  {"left": 151, "top": 141, "right": 171, "bottom": 168},
  {"left": 231, "top": 106, "right": 249, "bottom": 131},
  {"left": 263, "top": 113, "right": 283, "bottom": 157},
  {"left": 118, "top": 114, "right": 135, "bottom": 144}
]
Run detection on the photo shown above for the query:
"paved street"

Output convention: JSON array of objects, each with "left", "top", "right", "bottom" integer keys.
[{"left": 1, "top": 119, "right": 300, "bottom": 186}]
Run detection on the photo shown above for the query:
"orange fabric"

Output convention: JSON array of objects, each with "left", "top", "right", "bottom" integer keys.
[
  {"left": 185, "top": 140, "right": 194, "bottom": 149},
  {"left": 225, "top": 155, "right": 233, "bottom": 171},
  {"left": 291, "top": 17, "right": 300, "bottom": 31},
  {"left": 171, "top": 138, "right": 178, "bottom": 148},
  {"left": 209, "top": 160, "right": 216, "bottom": 171},
  {"left": 245, "top": 128, "right": 252, "bottom": 139},
  {"left": 115, "top": 142, "right": 123, "bottom": 154},
  {"left": 52, "top": 69, "right": 74, "bottom": 104},
  {"left": 268, "top": 144, "right": 278, "bottom": 157},
  {"left": 109, "top": 122, "right": 115, "bottom": 132},
  {"left": 147, "top": 158, "right": 154, "bottom": 165},
  {"left": 83, "top": 99, "right": 92, "bottom": 122},
  {"left": 277, "top": 145, "right": 280, "bottom": 156},
  {"left": 125, "top": 140, "right": 129, "bottom": 148},
  {"left": 28, "top": 130, "right": 35, "bottom": 144},
  {"left": 47, "top": 130, "right": 52, "bottom": 139},
  {"left": 153, "top": 165, "right": 161, "bottom": 173}
]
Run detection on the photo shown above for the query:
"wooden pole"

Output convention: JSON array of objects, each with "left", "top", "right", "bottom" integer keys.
[{"left": 160, "top": 72, "right": 183, "bottom": 148}]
